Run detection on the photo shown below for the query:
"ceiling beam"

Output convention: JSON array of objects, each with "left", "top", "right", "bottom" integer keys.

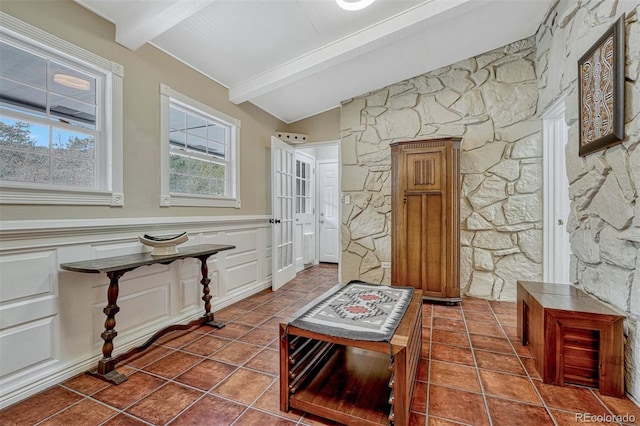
[
  {"left": 115, "top": 0, "right": 212, "bottom": 50},
  {"left": 228, "top": 0, "right": 473, "bottom": 104}
]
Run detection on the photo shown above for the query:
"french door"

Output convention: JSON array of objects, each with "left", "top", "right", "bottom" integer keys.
[{"left": 271, "top": 136, "right": 296, "bottom": 290}]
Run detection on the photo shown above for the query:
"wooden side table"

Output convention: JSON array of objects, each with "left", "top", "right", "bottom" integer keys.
[
  {"left": 61, "top": 243, "right": 234, "bottom": 384},
  {"left": 517, "top": 281, "right": 625, "bottom": 397}
]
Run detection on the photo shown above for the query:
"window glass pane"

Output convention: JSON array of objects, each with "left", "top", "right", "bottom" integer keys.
[
  {"left": 0, "top": 117, "right": 49, "bottom": 152},
  {"left": 207, "top": 140, "right": 225, "bottom": 158},
  {"left": 52, "top": 127, "right": 94, "bottom": 159},
  {"left": 186, "top": 133, "right": 207, "bottom": 153},
  {"left": 207, "top": 123, "right": 225, "bottom": 142},
  {"left": 0, "top": 150, "right": 49, "bottom": 183},
  {"left": 50, "top": 94, "right": 96, "bottom": 128},
  {"left": 169, "top": 153, "right": 226, "bottom": 197},
  {"left": 169, "top": 107, "right": 185, "bottom": 131},
  {"left": 0, "top": 77, "right": 47, "bottom": 118},
  {"left": 186, "top": 114, "right": 207, "bottom": 138},
  {"left": 170, "top": 172, "right": 191, "bottom": 194},
  {"left": 169, "top": 130, "right": 186, "bottom": 147},
  {"left": 0, "top": 42, "right": 46, "bottom": 88},
  {"left": 51, "top": 156, "right": 94, "bottom": 187},
  {"left": 49, "top": 62, "right": 96, "bottom": 104}
]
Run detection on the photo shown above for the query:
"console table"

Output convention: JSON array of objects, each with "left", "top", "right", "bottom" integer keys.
[
  {"left": 517, "top": 281, "right": 625, "bottom": 397},
  {"left": 60, "top": 243, "right": 235, "bottom": 384},
  {"left": 280, "top": 288, "right": 422, "bottom": 425}
]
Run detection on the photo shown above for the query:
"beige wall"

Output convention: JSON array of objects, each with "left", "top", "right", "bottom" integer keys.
[
  {"left": 0, "top": 0, "right": 286, "bottom": 220},
  {"left": 287, "top": 107, "right": 341, "bottom": 142}
]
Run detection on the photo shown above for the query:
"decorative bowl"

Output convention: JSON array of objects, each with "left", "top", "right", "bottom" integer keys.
[{"left": 138, "top": 232, "right": 189, "bottom": 256}]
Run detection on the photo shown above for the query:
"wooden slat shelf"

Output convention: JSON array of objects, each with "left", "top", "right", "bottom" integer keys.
[{"left": 290, "top": 346, "right": 392, "bottom": 425}]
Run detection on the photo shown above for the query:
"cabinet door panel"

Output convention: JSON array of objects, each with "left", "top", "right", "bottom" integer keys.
[
  {"left": 405, "top": 194, "right": 423, "bottom": 290},
  {"left": 405, "top": 194, "right": 444, "bottom": 295},
  {"left": 423, "top": 194, "right": 444, "bottom": 295},
  {"left": 406, "top": 152, "right": 442, "bottom": 192}
]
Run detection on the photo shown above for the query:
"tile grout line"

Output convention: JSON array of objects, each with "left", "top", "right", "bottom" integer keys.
[
  {"left": 54, "top": 383, "right": 155, "bottom": 426},
  {"left": 461, "top": 299, "right": 493, "bottom": 426},
  {"left": 488, "top": 301, "right": 559, "bottom": 426}
]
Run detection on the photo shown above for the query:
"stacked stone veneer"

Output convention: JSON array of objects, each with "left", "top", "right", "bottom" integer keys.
[
  {"left": 536, "top": 0, "right": 639, "bottom": 402},
  {"left": 341, "top": 37, "right": 543, "bottom": 301}
]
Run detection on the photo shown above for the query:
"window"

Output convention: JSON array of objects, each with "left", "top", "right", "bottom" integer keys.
[
  {"left": 0, "top": 12, "right": 124, "bottom": 206},
  {"left": 296, "top": 159, "right": 312, "bottom": 214},
  {"left": 160, "top": 84, "right": 240, "bottom": 208}
]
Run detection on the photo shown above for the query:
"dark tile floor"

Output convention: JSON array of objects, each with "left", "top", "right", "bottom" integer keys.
[{"left": 1, "top": 264, "right": 639, "bottom": 425}]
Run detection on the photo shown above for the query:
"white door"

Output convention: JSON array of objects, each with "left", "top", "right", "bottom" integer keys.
[
  {"left": 294, "top": 151, "right": 316, "bottom": 271},
  {"left": 271, "top": 136, "right": 296, "bottom": 290},
  {"left": 318, "top": 160, "right": 339, "bottom": 263},
  {"left": 543, "top": 99, "right": 571, "bottom": 283}
]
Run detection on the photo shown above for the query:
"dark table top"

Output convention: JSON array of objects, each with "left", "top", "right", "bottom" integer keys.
[{"left": 60, "top": 243, "right": 235, "bottom": 274}]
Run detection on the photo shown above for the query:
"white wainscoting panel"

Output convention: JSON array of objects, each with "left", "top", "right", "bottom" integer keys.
[
  {"left": 0, "top": 251, "right": 57, "bottom": 302},
  {"left": 0, "top": 317, "right": 55, "bottom": 377},
  {"left": 227, "top": 260, "right": 258, "bottom": 290},
  {"left": 91, "top": 283, "right": 171, "bottom": 346},
  {"left": 0, "top": 215, "right": 270, "bottom": 409}
]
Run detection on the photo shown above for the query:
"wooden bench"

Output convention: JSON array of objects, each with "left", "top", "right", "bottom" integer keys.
[
  {"left": 517, "top": 281, "right": 625, "bottom": 397},
  {"left": 280, "top": 289, "right": 422, "bottom": 425}
]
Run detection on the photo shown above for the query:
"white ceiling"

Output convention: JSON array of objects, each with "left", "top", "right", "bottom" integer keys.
[{"left": 74, "top": 0, "right": 552, "bottom": 123}]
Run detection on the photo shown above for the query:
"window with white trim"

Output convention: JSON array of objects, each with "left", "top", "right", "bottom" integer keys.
[
  {"left": 0, "top": 12, "right": 124, "bottom": 206},
  {"left": 160, "top": 84, "right": 240, "bottom": 208}
]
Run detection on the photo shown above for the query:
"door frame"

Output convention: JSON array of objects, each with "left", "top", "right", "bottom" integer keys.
[
  {"left": 293, "top": 140, "right": 341, "bottom": 269},
  {"left": 542, "top": 96, "right": 571, "bottom": 283}
]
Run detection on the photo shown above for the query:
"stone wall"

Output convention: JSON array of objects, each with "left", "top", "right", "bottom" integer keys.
[
  {"left": 341, "top": 37, "right": 543, "bottom": 301},
  {"left": 536, "top": 0, "right": 640, "bottom": 402}
]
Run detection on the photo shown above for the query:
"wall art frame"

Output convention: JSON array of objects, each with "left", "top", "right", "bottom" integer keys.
[{"left": 578, "top": 13, "right": 625, "bottom": 157}]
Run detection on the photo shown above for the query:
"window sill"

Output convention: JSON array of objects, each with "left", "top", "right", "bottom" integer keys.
[
  {"left": 162, "top": 193, "right": 240, "bottom": 208},
  {"left": 0, "top": 187, "right": 124, "bottom": 206}
]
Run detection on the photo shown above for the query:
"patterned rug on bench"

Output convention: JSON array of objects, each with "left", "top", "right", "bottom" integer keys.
[{"left": 289, "top": 280, "right": 414, "bottom": 342}]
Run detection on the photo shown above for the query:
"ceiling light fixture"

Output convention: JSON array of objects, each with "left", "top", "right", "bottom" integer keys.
[
  {"left": 336, "top": 0, "right": 377, "bottom": 11},
  {"left": 53, "top": 73, "right": 90, "bottom": 91}
]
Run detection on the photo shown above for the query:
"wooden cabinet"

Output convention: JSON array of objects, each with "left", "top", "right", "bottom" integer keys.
[{"left": 391, "top": 138, "right": 461, "bottom": 302}]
